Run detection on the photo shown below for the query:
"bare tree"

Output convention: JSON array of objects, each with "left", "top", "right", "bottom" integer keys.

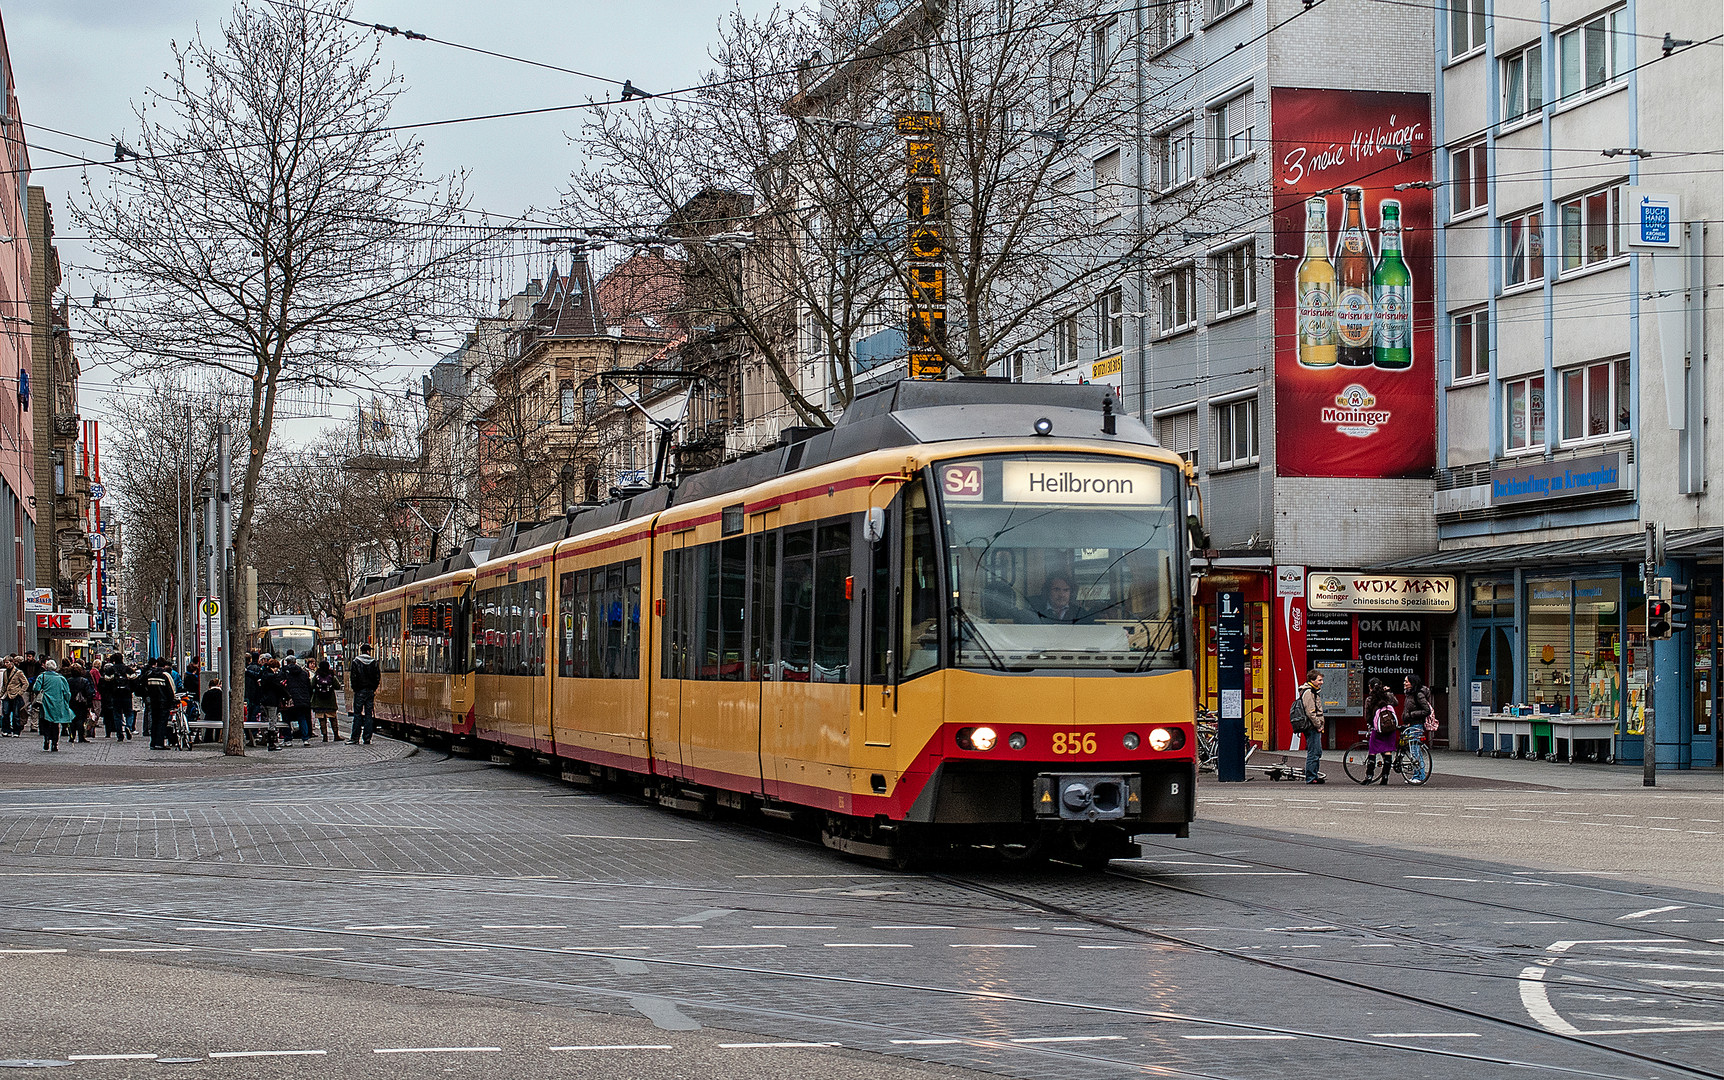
[{"left": 75, "top": 0, "right": 475, "bottom": 753}]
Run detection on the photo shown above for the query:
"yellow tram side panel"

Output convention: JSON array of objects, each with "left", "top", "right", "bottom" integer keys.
[
  {"left": 472, "top": 545, "right": 555, "bottom": 755},
  {"left": 549, "top": 522, "right": 654, "bottom": 774},
  {"left": 655, "top": 438, "right": 1193, "bottom": 809},
  {"left": 401, "top": 572, "right": 475, "bottom": 734}
]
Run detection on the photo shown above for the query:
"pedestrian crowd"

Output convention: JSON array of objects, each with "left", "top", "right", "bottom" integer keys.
[{"left": 0, "top": 643, "right": 382, "bottom": 754}]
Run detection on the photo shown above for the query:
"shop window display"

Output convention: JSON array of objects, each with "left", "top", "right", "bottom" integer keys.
[{"left": 1525, "top": 576, "right": 1621, "bottom": 718}]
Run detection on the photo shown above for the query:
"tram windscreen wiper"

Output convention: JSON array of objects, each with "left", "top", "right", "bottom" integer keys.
[{"left": 952, "top": 603, "right": 1007, "bottom": 671}]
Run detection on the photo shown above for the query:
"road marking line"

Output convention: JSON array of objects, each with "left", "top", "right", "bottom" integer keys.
[
  {"left": 483, "top": 924, "right": 566, "bottom": 930},
  {"left": 566, "top": 835, "right": 697, "bottom": 842},
  {"left": 618, "top": 925, "right": 701, "bottom": 930},
  {"left": 1182, "top": 1034, "right": 1298, "bottom": 1040},
  {"left": 735, "top": 874, "right": 884, "bottom": 879},
  {"left": 950, "top": 943, "right": 1037, "bottom": 949},
  {"left": 208, "top": 1050, "right": 328, "bottom": 1058},
  {"left": 99, "top": 947, "right": 191, "bottom": 953},
  {"left": 891, "top": 1039, "right": 961, "bottom": 1045},
  {"left": 397, "top": 947, "right": 486, "bottom": 952},
  {"left": 1078, "top": 945, "right": 1134, "bottom": 950},
  {"left": 251, "top": 947, "right": 343, "bottom": 953},
  {"left": 1158, "top": 871, "right": 1306, "bottom": 877},
  {"left": 0, "top": 948, "right": 67, "bottom": 954},
  {"left": 825, "top": 943, "right": 913, "bottom": 948},
  {"left": 551, "top": 1045, "right": 672, "bottom": 1051},
  {"left": 372, "top": 1047, "right": 502, "bottom": 1054},
  {"left": 754, "top": 925, "right": 836, "bottom": 930},
  {"left": 42, "top": 926, "right": 120, "bottom": 931},
  {"left": 696, "top": 944, "right": 785, "bottom": 949},
  {"left": 872, "top": 925, "right": 955, "bottom": 930},
  {"left": 1502, "top": 921, "right": 1566, "bottom": 925},
  {"left": 346, "top": 924, "right": 430, "bottom": 930},
  {"left": 175, "top": 927, "right": 259, "bottom": 933},
  {"left": 1010, "top": 1036, "right": 1125, "bottom": 1043},
  {"left": 1405, "top": 876, "right": 1479, "bottom": 882},
  {"left": 68, "top": 1055, "right": 159, "bottom": 1061},
  {"left": 718, "top": 1042, "right": 839, "bottom": 1049},
  {"left": 1369, "top": 1033, "right": 1481, "bottom": 1038},
  {"left": 1620, "top": 906, "right": 1687, "bottom": 921}
]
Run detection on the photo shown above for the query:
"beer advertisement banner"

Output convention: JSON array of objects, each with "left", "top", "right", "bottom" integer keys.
[{"left": 1271, "top": 88, "right": 1435, "bottom": 479}]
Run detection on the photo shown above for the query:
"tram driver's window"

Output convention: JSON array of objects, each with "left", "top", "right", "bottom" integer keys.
[{"left": 901, "top": 484, "right": 940, "bottom": 679}]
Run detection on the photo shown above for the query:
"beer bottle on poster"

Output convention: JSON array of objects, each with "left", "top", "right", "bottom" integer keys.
[
  {"left": 1334, "top": 187, "right": 1374, "bottom": 367},
  {"left": 1372, "top": 199, "right": 1412, "bottom": 369},
  {"left": 1295, "top": 195, "right": 1337, "bottom": 368}
]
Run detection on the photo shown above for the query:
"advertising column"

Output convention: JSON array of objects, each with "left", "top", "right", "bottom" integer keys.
[{"left": 1272, "top": 89, "right": 1435, "bottom": 479}]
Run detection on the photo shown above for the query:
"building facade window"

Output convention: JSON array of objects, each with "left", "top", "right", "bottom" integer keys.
[
  {"left": 1214, "top": 397, "right": 1259, "bottom": 469},
  {"left": 1559, "top": 357, "right": 1631, "bottom": 443},
  {"left": 1504, "top": 374, "right": 1546, "bottom": 453},
  {"left": 1209, "top": 90, "right": 1254, "bottom": 168},
  {"left": 1155, "top": 0, "right": 1191, "bottom": 50},
  {"left": 1450, "top": 140, "right": 1488, "bottom": 217},
  {"left": 1449, "top": 0, "right": 1487, "bottom": 58},
  {"left": 1156, "top": 409, "right": 1199, "bottom": 466},
  {"left": 1090, "top": 17, "right": 1119, "bottom": 86},
  {"left": 1048, "top": 45, "right": 1075, "bottom": 116},
  {"left": 1559, "top": 184, "right": 1624, "bottom": 272},
  {"left": 559, "top": 381, "right": 576, "bottom": 425},
  {"left": 1452, "top": 307, "right": 1490, "bottom": 381},
  {"left": 1557, "top": 7, "right": 1627, "bottom": 100},
  {"left": 1209, "top": 0, "right": 1246, "bottom": 21},
  {"left": 1212, "top": 241, "right": 1255, "bottom": 318},
  {"left": 1504, "top": 209, "right": 1545, "bottom": 288},
  {"left": 1051, "top": 312, "right": 1080, "bottom": 369},
  {"left": 1158, "top": 125, "right": 1194, "bottom": 191},
  {"left": 1503, "top": 42, "right": 1544, "bottom": 123},
  {"left": 1157, "top": 264, "right": 1198, "bottom": 335},
  {"left": 1096, "top": 288, "right": 1123, "bottom": 355},
  {"left": 1093, "top": 148, "right": 1123, "bottom": 220}
]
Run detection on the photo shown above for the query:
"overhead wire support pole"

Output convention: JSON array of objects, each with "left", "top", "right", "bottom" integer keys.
[{"left": 219, "top": 424, "right": 240, "bottom": 757}]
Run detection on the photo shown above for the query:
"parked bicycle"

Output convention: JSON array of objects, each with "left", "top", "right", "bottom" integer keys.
[
  {"left": 1343, "top": 723, "right": 1432, "bottom": 785},
  {"left": 1196, "top": 710, "right": 1219, "bottom": 773}
]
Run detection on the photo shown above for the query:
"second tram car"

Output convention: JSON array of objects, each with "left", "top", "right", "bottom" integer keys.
[{"left": 348, "top": 380, "right": 1198, "bottom": 865}]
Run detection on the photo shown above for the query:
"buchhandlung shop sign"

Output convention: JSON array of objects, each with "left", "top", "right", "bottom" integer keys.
[{"left": 1490, "top": 451, "right": 1631, "bottom": 507}]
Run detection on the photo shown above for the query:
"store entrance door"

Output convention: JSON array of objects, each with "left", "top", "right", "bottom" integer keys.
[{"left": 1469, "top": 624, "right": 1516, "bottom": 750}]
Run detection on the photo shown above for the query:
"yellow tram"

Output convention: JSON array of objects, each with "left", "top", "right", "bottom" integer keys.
[{"left": 347, "top": 380, "right": 1198, "bottom": 864}]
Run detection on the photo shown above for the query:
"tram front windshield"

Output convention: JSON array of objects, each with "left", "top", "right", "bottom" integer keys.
[
  {"left": 938, "top": 454, "right": 1184, "bottom": 672},
  {"left": 262, "top": 628, "right": 318, "bottom": 662}
]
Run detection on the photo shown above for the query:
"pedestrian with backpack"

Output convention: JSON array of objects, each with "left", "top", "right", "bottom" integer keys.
[
  {"left": 1291, "top": 669, "right": 1327, "bottom": 784},
  {"left": 1364, "top": 678, "right": 1400, "bottom": 784},
  {"left": 310, "top": 659, "right": 340, "bottom": 742}
]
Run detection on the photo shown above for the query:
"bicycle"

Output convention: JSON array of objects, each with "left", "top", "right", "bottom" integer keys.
[
  {"left": 1343, "top": 723, "right": 1433, "bottom": 785},
  {"left": 1196, "top": 710, "right": 1219, "bottom": 773},
  {"left": 169, "top": 694, "right": 193, "bottom": 750}
]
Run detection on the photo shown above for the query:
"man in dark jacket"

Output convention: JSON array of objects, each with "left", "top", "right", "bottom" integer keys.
[
  {"left": 256, "top": 654, "right": 284, "bottom": 752},
  {"left": 142, "top": 659, "right": 178, "bottom": 751},
  {"left": 281, "top": 655, "right": 314, "bottom": 746},
  {"left": 200, "top": 679, "right": 223, "bottom": 745},
  {"left": 348, "top": 644, "right": 380, "bottom": 745}
]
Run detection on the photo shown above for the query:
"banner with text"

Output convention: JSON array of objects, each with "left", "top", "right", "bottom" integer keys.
[{"left": 1271, "top": 87, "right": 1436, "bottom": 479}]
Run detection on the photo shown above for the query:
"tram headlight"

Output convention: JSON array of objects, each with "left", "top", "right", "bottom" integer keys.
[
  {"left": 957, "top": 726, "right": 998, "bottom": 751},
  {"left": 1122, "top": 731, "right": 1140, "bottom": 751},
  {"left": 1033, "top": 416, "right": 1054, "bottom": 436},
  {"left": 1146, "top": 727, "right": 1185, "bottom": 752},
  {"left": 1008, "top": 731, "right": 1027, "bottom": 750}
]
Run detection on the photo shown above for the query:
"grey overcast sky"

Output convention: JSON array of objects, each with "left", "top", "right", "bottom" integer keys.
[{"left": 1, "top": 0, "right": 771, "bottom": 432}]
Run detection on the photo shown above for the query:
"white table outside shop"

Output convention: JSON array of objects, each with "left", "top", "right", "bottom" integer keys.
[
  {"left": 1476, "top": 714, "right": 1535, "bottom": 758},
  {"left": 1548, "top": 718, "right": 1617, "bottom": 764}
]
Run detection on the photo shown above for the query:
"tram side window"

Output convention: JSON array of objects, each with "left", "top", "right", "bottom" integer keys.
[
  {"left": 779, "top": 528, "right": 815, "bottom": 681},
  {"left": 749, "top": 532, "right": 777, "bottom": 679},
  {"left": 661, "top": 552, "right": 683, "bottom": 680},
  {"left": 901, "top": 482, "right": 941, "bottom": 680},
  {"left": 526, "top": 578, "right": 546, "bottom": 676},
  {"left": 562, "top": 561, "right": 641, "bottom": 680},
  {"left": 375, "top": 608, "right": 402, "bottom": 673},
  {"left": 813, "top": 522, "right": 852, "bottom": 682}
]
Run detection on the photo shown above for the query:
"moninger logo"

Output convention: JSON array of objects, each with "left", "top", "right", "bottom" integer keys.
[{"left": 1320, "top": 383, "right": 1392, "bottom": 439}]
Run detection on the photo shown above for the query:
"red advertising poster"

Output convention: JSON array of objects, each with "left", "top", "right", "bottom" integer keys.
[{"left": 1271, "top": 88, "right": 1435, "bottom": 478}]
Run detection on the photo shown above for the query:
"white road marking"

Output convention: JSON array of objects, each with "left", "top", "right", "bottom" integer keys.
[
  {"left": 825, "top": 943, "right": 913, "bottom": 948},
  {"left": 1593, "top": 944, "right": 1724, "bottom": 958},
  {"left": 346, "top": 924, "right": 429, "bottom": 930},
  {"left": 950, "top": 943, "right": 1037, "bottom": 949},
  {"left": 1369, "top": 1032, "right": 1481, "bottom": 1038},
  {"left": 696, "top": 944, "right": 785, "bottom": 950},
  {"left": 872, "top": 925, "right": 955, "bottom": 930},
  {"left": 1158, "top": 871, "right": 1306, "bottom": 877},
  {"left": 174, "top": 927, "right": 259, "bottom": 933},
  {"left": 1619, "top": 905, "right": 1686, "bottom": 921},
  {"left": 1078, "top": 945, "right": 1134, "bottom": 950},
  {"left": 1404, "top": 876, "right": 1479, "bottom": 882},
  {"left": 735, "top": 874, "right": 884, "bottom": 879},
  {"left": 373, "top": 1047, "right": 502, "bottom": 1054},
  {"left": 1182, "top": 1034, "right": 1298, "bottom": 1040},
  {"left": 99, "top": 947, "right": 191, "bottom": 953},
  {"left": 1502, "top": 921, "right": 1566, "bottom": 925},
  {"left": 68, "top": 1054, "right": 158, "bottom": 1061},
  {"left": 551, "top": 1045, "right": 673, "bottom": 1051},
  {"left": 618, "top": 925, "right": 701, "bottom": 930},
  {"left": 208, "top": 1050, "right": 327, "bottom": 1058},
  {"left": 0, "top": 948, "right": 66, "bottom": 954},
  {"left": 566, "top": 835, "right": 697, "bottom": 843},
  {"left": 718, "top": 1042, "right": 839, "bottom": 1049},
  {"left": 891, "top": 1039, "right": 960, "bottom": 1045},
  {"left": 42, "top": 926, "right": 121, "bottom": 931},
  {"left": 1010, "top": 1036, "right": 1125, "bottom": 1043},
  {"left": 754, "top": 925, "right": 836, "bottom": 930},
  {"left": 483, "top": 924, "right": 566, "bottom": 930},
  {"left": 397, "top": 947, "right": 487, "bottom": 952},
  {"left": 251, "top": 947, "right": 344, "bottom": 953}
]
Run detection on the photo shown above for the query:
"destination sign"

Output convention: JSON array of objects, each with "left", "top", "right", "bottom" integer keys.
[{"left": 1002, "top": 460, "right": 1162, "bottom": 505}]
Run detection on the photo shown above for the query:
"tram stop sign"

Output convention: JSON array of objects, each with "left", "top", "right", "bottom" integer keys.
[{"left": 1215, "top": 591, "right": 1248, "bottom": 783}]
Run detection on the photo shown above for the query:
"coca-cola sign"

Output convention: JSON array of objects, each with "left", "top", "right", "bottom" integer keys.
[{"left": 1271, "top": 88, "right": 1436, "bottom": 479}]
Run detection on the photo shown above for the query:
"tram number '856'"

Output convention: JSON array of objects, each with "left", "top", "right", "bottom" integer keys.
[{"left": 1051, "top": 731, "right": 1097, "bottom": 755}]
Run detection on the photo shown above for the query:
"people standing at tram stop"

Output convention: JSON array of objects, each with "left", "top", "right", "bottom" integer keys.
[
  {"left": 1298, "top": 669, "right": 1327, "bottom": 784},
  {"left": 1403, "top": 674, "right": 1436, "bottom": 738},
  {"left": 256, "top": 654, "right": 284, "bottom": 752},
  {"left": 348, "top": 643, "right": 379, "bottom": 745},
  {"left": 36, "top": 659, "right": 71, "bottom": 753},
  {"left": 182, "top": 656, "right": 202, "bottom": 726},
  {"left": 2, "top": 656, "right": 27, "bottom": 737},
  {"left": 107, "top": 656, "right": 138, "bottom": 739},
  {"left": 282, "top": 654, "right": 314, "bottom": 746},
  {"left": 200, "top": 678, "right": 223, "bottom": 743},
  {"left": 1363, "top": 678, "right": 1399, "bottom": 785},
  {"left": 310, "top": 659, "right": 340, "bottom": 742},
  {"left": 243, "top": 651, "right": 263, "bottom": 737},
  {"left": 143, "top": 658, "right": 179, "bottom": 751},
  {"left": 64, "top": 662, "right": 94, "bottom": 743}
]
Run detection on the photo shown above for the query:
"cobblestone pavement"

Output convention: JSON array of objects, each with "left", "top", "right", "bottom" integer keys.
[{"left": 1, "top": 746, "right": 1721, "bottom": 1079}]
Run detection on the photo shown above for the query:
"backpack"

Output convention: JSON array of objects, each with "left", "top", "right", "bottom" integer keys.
[
  {"left": 1373, "top": 703, "right": 1398, "bottom": 733},
  {"left": 314, "top": 671, "right": 334, "bottom": 693},
  {"left": 1289, "top": 691, "right": 1314, "bottom": 734}
]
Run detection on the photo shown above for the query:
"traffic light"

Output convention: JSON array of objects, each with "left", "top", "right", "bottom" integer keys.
[
  {"left": 1648, "top": 577, "right": 1689, "bottom": 640},
  {"left": 1669, "top": 581, "right": 1691, "bottom": 637}
]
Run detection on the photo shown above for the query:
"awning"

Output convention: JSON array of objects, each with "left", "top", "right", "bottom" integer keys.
[{"left": 1374, "top": 527, "right": 1724, "bottom": 574}]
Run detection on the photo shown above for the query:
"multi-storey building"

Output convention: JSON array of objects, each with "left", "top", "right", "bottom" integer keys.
[
  {"left": 1377, "top": 0, "right": 1723, "bottom": 769},
  {"left": 0, "top": 14, "right": 32, "bottom": 656}
]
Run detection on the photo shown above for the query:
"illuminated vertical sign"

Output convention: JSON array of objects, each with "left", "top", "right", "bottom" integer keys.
[{"left": 898, "top": 111, "right": 946, "bottom": 381}]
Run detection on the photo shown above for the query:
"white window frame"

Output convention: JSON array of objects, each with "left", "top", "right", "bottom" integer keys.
[
  {"left": 1208, "top": 0, "right": 1248, "bottom": 24},
  {"left": 1208, "top": 88, "right": 1254, "bottom": 170},
  {"left": 1154, "top": 406, "right": 1200, "bottom": 467},
  {"left": 1210, "top": 240, "right": 1256, "bottom": 320},
  {"left": 1503, "top": 373, "right": 1547, "bottom": 454},
  {"left": 1155, "top": 0, "right": 1192, "bottom": 52},
  {"left": 1090, "top": 17, "right": 1120, "bottom": 87},
  {"left": 1051, "top": 312, "right": 1081, "bottom": 370},
  {"left": 1503, "top": 209, "right": 1545, "bottom": 291},
  {"left": 1449, "top": 140, "right": 1489, "bottom": 219},
  {"left": 1092, "top": 148, "right": 1124, "bottom": 221},
  {"left": 1213, "top": 395, "right": 1260, "bottom": 470},
  {"left": 1451, "top": 307, "right": 1490, "bottom": 383},
  {"left": 1158, "top": 124, "right": 1195, "bottom": 192},
  {"left": 1449, "top": 0, "right": 1487, "bottom": 60},
  {"left": 1047, "top": 44, "right": 1076, "bottom": 117},
  {"left": 1558, "top": 356, "right": 1631, "bottom": 445},
  {"left": 1556, "top": 7, "right": 1628, "bottom": 102},
  {"left": 559, "top": 381, "right": 576, "bottom": 425},
  {"left": 1157, "top": 263, "right": 1198, "bottom": 337},
  {"left": 1095, "top": 287, "right": 1124, "bottom": 356},
  {"left": 1502, "top": 42, "right": 1544, "bottom": 125},
  {"left": 1558, "top": 183, "right": 1626, "bottom": 274}
]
